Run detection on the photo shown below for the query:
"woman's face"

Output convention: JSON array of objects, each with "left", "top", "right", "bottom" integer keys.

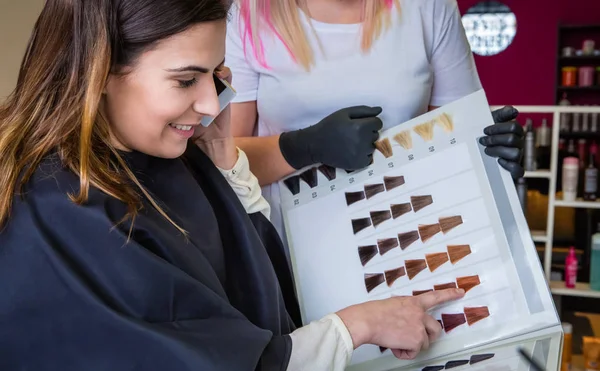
[{"left": 104, "top": 20, "right": 226, "bottom": 159}]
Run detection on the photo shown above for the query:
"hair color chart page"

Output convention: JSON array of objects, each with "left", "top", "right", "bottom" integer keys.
[{"left": 278, "top": 90, "right": 560, "bottom": 371}]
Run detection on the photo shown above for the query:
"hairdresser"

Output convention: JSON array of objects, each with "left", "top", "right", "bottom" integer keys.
[{"left": 227, "top": 0, "right": 524, "bottom": 246}]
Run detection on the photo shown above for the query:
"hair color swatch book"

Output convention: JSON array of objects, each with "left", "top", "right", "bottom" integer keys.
[{"left": 278, "top": 90, "right": 560, "bottom": 371}]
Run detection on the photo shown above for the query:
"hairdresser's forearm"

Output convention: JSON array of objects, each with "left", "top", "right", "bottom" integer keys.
[{"left": 234, "top": 135, "right": 296, "bottom": 186}]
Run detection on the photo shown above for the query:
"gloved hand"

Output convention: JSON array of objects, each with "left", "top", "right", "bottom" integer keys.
[
  {"left": 279, "top": 106, "right": 383, "bottom": 170},
  {"left": 478, "top": 106, "right": 524, "bottom": 179}
]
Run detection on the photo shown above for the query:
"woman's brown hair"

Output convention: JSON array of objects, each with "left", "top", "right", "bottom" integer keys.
[{"left": 0, "top": 0, "right": 229, "bottom": 229}]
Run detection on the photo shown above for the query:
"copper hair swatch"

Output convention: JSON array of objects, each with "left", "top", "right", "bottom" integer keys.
[
  {"left": 470, "top": 354, "right": 495, "bottom": 364},
  {"left": 351, "top": 218, "right": 372, "bottom": 234},
  {"left": 318, "top": 164, "right": 336, "bottom": 181},
  {"left": 447, "top": 244, "right": 472, "bottom": 264},
  {"left": 418, "top": 223, "right": 442, "bottom": 243},
  {"left": 445, "top": 360, "right": 469, "bottom": 369},
  {"left": 464, "top": 306, "right": 490, "bottom": 326},
  {"left": 364, "top": 183, "right": 385, "bottom": 199},
  {"left": 413, "top": 121, "right": 435, "bottom": 142},
  {"left": 383, "top": 175, "right": 405, "bottom": 191},
  {"left": 375, "top": 137, "right": 393, "bottom": 158},
  {"left": 439, "top": 215, "right": 463, "bottom": 234},
  {"left": 393, "top": 130, "right": 413, "bottom": 150},
  {"left": 436, "top": 113, "right": 454, "bottom": 133},
  {"left": 410, "top": 195, "right": 433, "bottom": 212},
  {"left": 377, "top": 238, "right": 399, "bottom": 255},
  {"left": 384, "top": 267, "right": 406, "bottom": 287},
  {"left": 398, "top": 230, "right": 420, "bottom": 250},
  {"left": 405, "top": 259, "right": 427, "bottom": 280},
  {"left": 456, "top": 275, "right": 481, "bottom": 293},
  {"left": 434, "top": 282, "right": 457, "bottom": 290},
  {"left": 391, "top": 203, "right": 412, "bottom": 219},
  {"left": 283, "top": 176, "right": 300, "bottom": 195},
  {"left": 299, "top": 167, "right": 318, "bottom": 188},
  {"left": 370, "top": 210, "right": 392, "bottom": 227},
  {"left": 364, "top": 273, "right": 385, "bottom": 293},
  {"left": 358, "top": 245, "right": 378, "bottom": 266},
  {"left": 425, "top": 252, "right": 449, "bottom": 272},
  {"left": 345, "top": 191, "right": 365, "bottom": 206},
  {"left": 413, "top": 289, "right": 433, "bottom": 296},
  {"left": 441, "top": 313, "right": 466, "bottom": 333}
]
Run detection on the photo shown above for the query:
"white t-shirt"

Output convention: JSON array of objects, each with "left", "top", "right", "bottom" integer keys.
[{"left": 226, "top": 0, "right": 483, "bottom": 249}]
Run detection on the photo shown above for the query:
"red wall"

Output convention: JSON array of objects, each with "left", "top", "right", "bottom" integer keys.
[{"left": 458, "top": 0, "right": 600, "bottom": 106}]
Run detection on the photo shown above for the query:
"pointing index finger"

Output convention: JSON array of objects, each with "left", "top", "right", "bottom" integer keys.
[{"left": 417, "top": 288, "right": 465, "bottom": 310}]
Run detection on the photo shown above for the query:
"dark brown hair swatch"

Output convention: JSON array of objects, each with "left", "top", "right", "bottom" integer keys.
[
  {"left": 375, "top": 137, "right": 393, "bottom": 158},
  {"left": 418, "top": 223, "right": 441, "bottom": 243},
  {"left": 379, "top": 346, "right": 388, "bottom": 353},
  {"left": 434, "top": 282, "right": 457, "bottom": 290},
  {"left": 384, "top": 267, "right": 406, "bottom": 287},
  {"left": 283, "top": 176, "right": 300, "bottom": 195},
  {"left": 383, "top": 175, "right": 405, "bottom": 191},
  {"left": 447, "top": 244, "right": 472, "bottom": 264},
  {"left": 437, "top": 320, "right": 444, "bottom": 329},
  {"left": 445, "top": 360, "right": 469, "bottom": 369},
  {"left": 391, "top": 203, "right": 412, "bottom": 219},
  {"left": 456, "top": 275, "right": 481, "bottom": 293},
  {"left": 299, "top": 167, "right": 318, "bottom": 188},
  {"left": 405, "top": 259, "right": 427, "bottom": 280},
  {"left": 364, "top": 273, "right": 385, "bottom": 293},
  {"left": 377, "top": 238, "right": 399, "bottom": 255},
  {"left": 439, "top": 215, "right": 463, "bottom": 234},
  {"left": 425, "top": 252, "right": 449, "bottom": 272},
  {"left": 345, "top": 191, "right": 365, "bottom": 206},
  {"left": 410, "top": 195, "right": 433, "bottom": 212},
  {"left": 364, "top": 183, "right": 385, "bottom": 199},
  {"left": 441, "top": 313, "right": 466, "bottom": 333},
  {"left": 464, "top": 306, "right": 490, "bottom": 326},
  {"left": 351, "top": 218, "right": 372, "bottom": 234},
  {"left": 470, "top": 354, "right": 495, "bottom": 364},
  {"left": 422, "top": 366, "right": 444, "bottom": 371},
  {"left": 358, "top": 245, "right": 378, "bottom": 266},
  {"left": 370, "top": 210, "right": 392, "bottom": 227},
  {"left": 398, "top": 230, "right": 420, "bottom": 249},
  {"left": 413, "top": 289, "right": 433, "bottom": 296},
  {"left": 317, "top": 164, "right": 336, "bottom": 181}
]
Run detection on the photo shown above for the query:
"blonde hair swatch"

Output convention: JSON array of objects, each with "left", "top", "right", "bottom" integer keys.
[
  {"left": 375, "top": 137, "right": 393, "bottom": 158},
  {"left": 393, "top": 130, "right": 413, "bottom": 150},
  {"left": 413, "top": 121, "right": 435, "bottom": 142},
  {"left": 436, "top": 113, "right": 454, "bottom": 133}
]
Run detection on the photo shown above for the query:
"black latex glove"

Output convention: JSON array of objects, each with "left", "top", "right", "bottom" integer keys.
[
  {"left": 478, "top": 106, "right": 525, "bottom": 179},
  {"left": 279, "top": 106, "right": 383, "bottom": 170}
]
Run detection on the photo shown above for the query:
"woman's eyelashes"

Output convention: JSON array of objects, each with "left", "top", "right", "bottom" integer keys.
[{"left": 177, "top": 78, "right": 197, "bottom": 89}]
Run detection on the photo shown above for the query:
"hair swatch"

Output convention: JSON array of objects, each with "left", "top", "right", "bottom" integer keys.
[
  {"left": 283, "top": 176, "right": 300, "bottom": 195},
  {"left": 345, "top": 169, "right": 354, "bottom": 174},
  {"left": 364, "top": 273, "right": 385, "bottom": 293},
  {"left": 464, "top": 306, "right": 490, "bottom": 326},
  {"left": 383, "top": 175, "right": 405, "bottom": 191},
  {"left": 365, "top": 183, "right": 385, "bottom": 199},
  {"left": 393, "top": 130, "right": 413, "bottom": 150},
  {"left": 470, "top": 354, "right": 495, "bottom": 365},
  {"left": 447, "top": 244, "right": 472, "bottom": 264},
  {"left": 375, "top": 137, "right": 393, "bottom": 158},
  {"left": 377, "top": 238, "right": 399, "bottom": 255},
  {"left": 370, "top": 210, "right": 392, "bottom": 227},
  {"left": 405, "top": 259, "right": 427, "bottom": 280},
  {"left": 434, "top": 282, "right": 457, "bottom": 290},
  {"left": 410, "top": 195, "right": 433, "bottom": 212},
  {"left": 413, "top": 121, "right": 435, "bottom": 142},
  {"left": 352, "top": 218, "right": 372, "bottom": 234},
  {"left": 413, "top": 289, "right": 433, "bottom": 296},
  {"left": 318, "top": 164, "right": 336, "bottom": 181},
  {"left": 439, "top": 215, "right": 463, "bottom": 234},
  {"left": 345, "top": 191, "right": 365, "bottom": 206},
  {"left": 441, "top": 313, "right": 466, "bottom": 333},
  {"left": 358, "top": 245, "right": 378, "bottom": 266},
  {"left": 456, "top": 275, "right": 481, "bottom": 293},
  {"left": 379, "top": 346, "right": 388, "bottom": 353},
  {"left": 437, "top": 320, "right": 444, "bottom": 329},
  {"left": 384, "top": 267, "right": 406, "bottom": 287},
  {"left": 299, "top": 167, "right": 318, "bottom": 188},
  {"left": 422, "top": 366, "right": 444, "bottom": 371},
  {"left": 445, "top": 360, "right": 469, "bottom": 369},
  {"left": 418, "top": 223, "right": 441, "bottom": 243},
  {"left": 425, "top": 252, "right": 449, "bottom": 272},
  {"left": 391, "top": 203, "right": 412, "bottom": 219},
  {"left": 398, "top": 230, "right": 420, "bottom": 249},
  {"left": 436, "top": 113, "right": 454, "bottom": 133}
]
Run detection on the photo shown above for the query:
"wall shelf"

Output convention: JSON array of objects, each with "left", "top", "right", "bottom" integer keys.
[{"left": 550, "top": 281, "right": 600, "bottom": 298}]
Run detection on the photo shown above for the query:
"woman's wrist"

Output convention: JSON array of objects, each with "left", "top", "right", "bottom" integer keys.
[
  {"left": 194, "top": 137, "right": 238, "bottom": 170},
  {"left": 336, "top": 304, "right": 373, "bottom": 349}
]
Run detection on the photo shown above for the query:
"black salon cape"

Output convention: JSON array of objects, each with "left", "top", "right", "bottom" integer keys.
[{"left": 0, "top": 145, "right": 302, "bottom": 371}]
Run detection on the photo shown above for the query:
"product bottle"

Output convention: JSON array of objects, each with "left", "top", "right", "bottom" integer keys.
[
  {"left": 559, "top": 93, "right": 571, "bottom": 133},
  {"left": 565, "top": 246, "right": 578, "bottom": 288},
  {"left": 561, "top": 322, "right": 573, "bottom": 371},
  {"left": 591, "top": 224, "right": 600, "bottom": 291},
  {"left": 563, "top": 157, "right": 579, "bottom": 201},
  {"left": 524, "top": 119, "right": 537, "bottom": 171},
  {"left": 584, "top": 143, "right": 598, "bottom": 201}
]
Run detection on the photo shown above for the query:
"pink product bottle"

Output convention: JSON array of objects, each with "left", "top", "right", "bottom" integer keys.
[
  {"left": 565, "top": 246, "right": 578, "bottom": 288},
  {"left": 579, "top": 66, "right": 595, "bottom": 87}
]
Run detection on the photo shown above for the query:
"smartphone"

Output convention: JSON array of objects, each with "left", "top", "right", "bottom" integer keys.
[{"left": 200, "top": 73, "right": 237, "bottom": 127}]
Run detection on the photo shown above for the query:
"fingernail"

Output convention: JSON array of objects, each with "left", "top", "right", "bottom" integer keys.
[{"left": 457, "top": 288, "right": 465, "bottom": 294}]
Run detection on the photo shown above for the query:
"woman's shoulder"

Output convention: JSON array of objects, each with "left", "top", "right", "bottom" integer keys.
[{"left": 399, "top": 0, "right": 459, "bottom": 19}]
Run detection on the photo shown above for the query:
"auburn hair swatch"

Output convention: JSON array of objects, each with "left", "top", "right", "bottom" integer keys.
[
  {"left": 441, "top": 313, "right": 466, "bottom": 333},
  {"left": 439, "top": 215, "right": 463, "bottom": 234},
  {"left": 464, "top": 306, "right": 490, "bottom": 326},
  {"left": 445, "top": 360, "right": 469, "bottom": 369},
  {"left": 393, "top": 130, "right": 413, "bottom": 150},
  {"left": 364, "top": 273, "right": 385, "bottom": 293},
  {"left": 456, "top": 275, "right": 481, "bottom": 293},
  {"left": 413, "top": 289, "right": 433, "bottom": 296},
  {"left": 345, "top": 191, "right": 365, "bottom": 206},
  {"left": 377, "top": 238, "right": 398, "bottom": 255},
  {"left": 434, "top": 282, "right": 457, "bottom": 290},
  {"left": 410, "top": 195, "right": 433, "bottom": 212},
  {"left": 358, "top": 245, "right": 378, "bottom": 266},
  {"left": 436, "top": 112, "right": 454, "bottom": 133},
  {"left": 398, "top": 230, "right": 420, "bottom": 249},
  {"left": 470, "top": 354, "right": 495, "bottom": 364},
  {"left": 418, "top": 223, "right": 442, "bottom": 243},
  {"left": 299, "top": 167, "right": 318, "bottom": 188},
  {"left": 283, "top": 176, "right": 300, "bottom": 195},
  {"left": 351, "top": 218, "right": 372, "bottom": 234},
  {"left": 384, "top": 267, "right": 406, "bottom": 287},
  {"left": 318, "top": 164, "right": 336, "bottom": 181},
  {"left": 383, "top": 175, "right": 405, "bottom": 191},
  {"left": 447, "top": 244, "right": 472, "bottom": 264},
  {"left": 413, "top": 121, "right": 435, "bottom": 142},
  {"left": 364, "top": 183, "right": 385, "bottom": 199},
  {"left": 425, "top": 252, "right": 449, "bottom": 272},
  {"left": 391, "top": 202, "right": 412, "bottom": 219},
  {"left": 405, "top": 259, "right": 427, "bottom": 280},
  {"left": 370, "top": 210, "right": 392, "bottom": 227},
  {"left": 375, "top": 137, "right": 393, "bottom": 158}
]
